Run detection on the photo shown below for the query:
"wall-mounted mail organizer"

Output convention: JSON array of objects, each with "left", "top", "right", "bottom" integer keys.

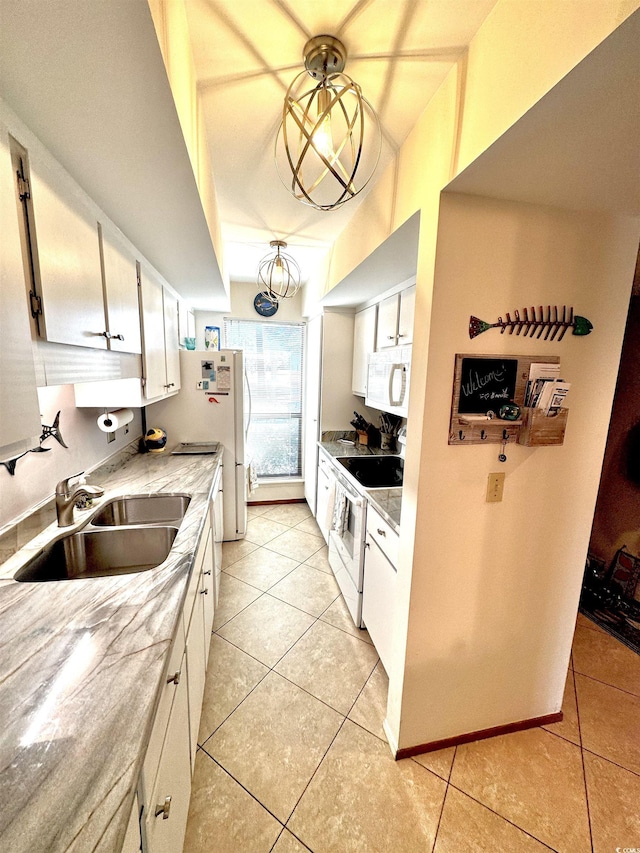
[{"left": 449, "top": 354, "right": 568, "bottom": 447}]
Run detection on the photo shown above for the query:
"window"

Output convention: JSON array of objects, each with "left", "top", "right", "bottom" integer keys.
[{"left": 224, "top": 319, "right": 305, "bottom": 479}]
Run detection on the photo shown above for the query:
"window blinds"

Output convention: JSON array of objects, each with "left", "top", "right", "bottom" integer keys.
[{"left": 224, "top": 318, "right": 305, "bottom": 478}]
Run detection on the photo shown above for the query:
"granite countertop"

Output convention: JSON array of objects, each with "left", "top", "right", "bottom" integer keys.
[
  {"left": 318, "top": 441, "right": 403, "bottom": 531},
  {"left": 0, "top": 450, "right": 222, "bottom": 853}
]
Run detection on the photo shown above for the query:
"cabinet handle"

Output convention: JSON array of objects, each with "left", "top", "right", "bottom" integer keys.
[
  {"left": 111, "top": 333, "right": 125, "bottom": 341},
  {"left": 200, "top": 588, "right": 208, "bottom": 595},
  {"left": 164, "top": 382, "right": 175, "bottom": 389},
  {"left": 398, "top": 333, "right": 406, "bottom": 338},
  {"left": 166, "top": 671, "right": 180, "bottom": 685},
  {"left": 100, "top": 331, "right": 112, "bottom": 339},
  {"left": 387, "top": 335, "right": 395, "bottom": 340},
  {"left": 377, "top": 528, "right": 386, "bottom": 537},
  {"left": 155, "top": 796, "right": 172, "bottom": 820},
  {"left": 203, "top": 570, "right": 212, "bottom": 576}
]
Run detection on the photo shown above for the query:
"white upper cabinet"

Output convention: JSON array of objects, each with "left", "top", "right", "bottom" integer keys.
[
  {"left": 376, "top": 294, "right": 399, "bottom": 350},
  {"left": 375, "top": 284, "right": 416, "bottom": 350},
  {"left": 163, "top": 289, "right": 180, "bottom": 393},
  {"left": 27, "top": 147, "right": 107, "bottom": 349},
  {"left": 98, "top": 223, "right": 141, "bottom": 354},
  {"left": 0, "top": 125, "right": 41, "bottom": 461},
  {"left": 139, "top": 262, "right": 181, "bottom": 402},
  {"left": 397, "top": 284, "right": 416, "bottom": 345},
  {"left": 352, "top": 304, "right": 377, "bottom": 396}
]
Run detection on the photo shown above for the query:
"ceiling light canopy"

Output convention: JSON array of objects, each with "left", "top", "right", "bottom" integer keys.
[
  {"left": 258, "top": 240, "right": 301, "bottom": 301},
  {"left": 276, "top": 35, "right": 381, "bottom": 212}
]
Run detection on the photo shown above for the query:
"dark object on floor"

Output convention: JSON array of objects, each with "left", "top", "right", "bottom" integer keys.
[{"left": 579, "top": 553, "right": 640, "bottom": 655}]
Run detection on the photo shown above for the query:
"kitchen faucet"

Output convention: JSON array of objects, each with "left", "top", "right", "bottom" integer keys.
[{"left": 55, "top": 472, "right": 105, "bottom": 527}]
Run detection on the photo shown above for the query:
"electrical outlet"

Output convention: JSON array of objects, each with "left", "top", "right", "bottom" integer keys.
[
  {"left": 486, "top": 472, "right": 505, "bottom": 502},
  {"left": 107, "top": 430, "right": 115, "bottom": 444}
]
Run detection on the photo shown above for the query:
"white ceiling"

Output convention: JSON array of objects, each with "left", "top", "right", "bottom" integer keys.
[
  {"left": 183, "top": 0, "right": 498, "bottom": 285},
  {"left": 2, "top": 1, "right": 636, "bottom": 313}
]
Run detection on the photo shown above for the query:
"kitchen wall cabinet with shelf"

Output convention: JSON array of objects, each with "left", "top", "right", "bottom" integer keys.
[
  {"left": 351, "top": 280, "right": 416, "bottom": 403},
  {"left": 4, "top": 104, "right": 188, "bottom": 410}
]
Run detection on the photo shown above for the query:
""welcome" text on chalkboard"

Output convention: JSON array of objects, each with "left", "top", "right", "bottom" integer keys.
[{"left": 458, "top": 357, "right": 518, "bottom": 413}]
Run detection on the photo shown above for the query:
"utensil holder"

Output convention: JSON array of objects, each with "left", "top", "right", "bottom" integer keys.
[{"left": 380, "top": 433, "right": 396, "bottom": 451}]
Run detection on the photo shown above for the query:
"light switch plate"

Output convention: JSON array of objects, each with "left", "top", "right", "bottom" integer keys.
[{"left": 486, "top": 472, "right": 505, "bottom": 502}]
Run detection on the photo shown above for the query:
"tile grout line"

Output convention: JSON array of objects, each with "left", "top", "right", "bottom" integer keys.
[
  {"left": 443, "top": 782, "right": 560, "bottom": 852},
  {"left": 572, "top": 664, "right": 595, "bottom": 853},
  {"left": 279, "top": 654, "right": 383, "bottom": 838},
  {"left": 571, "top": 667, "right": 640, "bottom": 700}
]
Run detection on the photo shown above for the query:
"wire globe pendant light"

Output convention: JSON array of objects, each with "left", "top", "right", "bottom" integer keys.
[
  {"left": 276, "top": 35, "right": 381, "bottom": 212},
  {"left": 258, "top": 240, "right": 301, "bottom": 301}
]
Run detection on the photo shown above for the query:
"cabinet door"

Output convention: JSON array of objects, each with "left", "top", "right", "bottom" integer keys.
[
  {"left": 397, "top": 285, "right": 416, "bottom": 346},
  {"left": 352, "top": 305, "right": 377, "bottom": 396},
  {"left": 375, "top": 294, "right": 399, "bottom": 350},
  {"left": 362, "top": 536, "right": 396, "bottom": 675},
  {"left": 139, "top": 265, "right": 167, "bottom": 400},
  {"left": 29, "top": 152, "right": 106, "bottom": 348},
  {"left": 144, "top": 651, "right": 191, "bottom": 853},
  {"left": 1, "top": 128, "right": 41, "bottom": 460},
  {"left": 99, "top": 223, "right": 141, "bottom": 354},
  {"left": 185, "top": 579, "right": 207, "bottom": 774},
  {"left": 163, "top": 289, "right": 180, "bottom": 393},
  {"left": 201, "top": 529, "right": 215, "bottom": 666},
  {"left": 212, "top": 481, "right": 224, "bottom": 608},
  {"left": 315, "top": 456, "right": 332, "bottom": 543}
]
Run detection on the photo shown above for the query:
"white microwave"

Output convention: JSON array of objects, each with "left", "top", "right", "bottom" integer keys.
[{"left": 365, "top": 346, "right": 411, "bottom": 417}]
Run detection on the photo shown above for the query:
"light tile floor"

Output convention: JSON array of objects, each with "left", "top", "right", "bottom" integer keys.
[{"left": 184, "top": 502, "right": 640, "bottom": 852}]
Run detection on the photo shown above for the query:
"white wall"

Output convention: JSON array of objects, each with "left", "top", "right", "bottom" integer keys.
[
  {"left": 1, "top": 384, "right": 142, "bottom": 531},
  {"left": 194, "top": 281, "right": 305, "bottom": 350},
  {"left": 390, "top": 194, "right": 639, "bottom": 749}
]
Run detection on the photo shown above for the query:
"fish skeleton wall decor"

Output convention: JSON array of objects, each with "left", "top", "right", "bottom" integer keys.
[{"left": 469, "top": 306, "right": 593, "bottom": 341}]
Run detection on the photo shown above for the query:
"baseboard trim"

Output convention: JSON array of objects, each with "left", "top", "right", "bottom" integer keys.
[
  {"left": 248, "top": 498, "right": 307, "bottom": 506},
  {"left": 395, "top": 712, "right": 564, "bottom": 760}
]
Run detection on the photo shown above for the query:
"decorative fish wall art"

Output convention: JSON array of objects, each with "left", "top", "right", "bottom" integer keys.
[
  {"left": 1, "top": 411, "right": 68, "bottom": 476},
  {"left": 469, "top": 306, "right": 593, "bottom": 341}
]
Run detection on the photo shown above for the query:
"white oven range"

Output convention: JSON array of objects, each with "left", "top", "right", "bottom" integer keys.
[{"left": 327, "top": 466, "right": 367, "bottom": 628}]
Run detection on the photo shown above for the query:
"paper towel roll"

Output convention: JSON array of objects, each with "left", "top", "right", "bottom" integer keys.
[{"left": 97, "top": 408, "right": 134, "bottom": 433}]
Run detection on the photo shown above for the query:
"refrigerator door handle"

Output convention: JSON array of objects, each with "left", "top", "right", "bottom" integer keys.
[{"left": 244, "top": 367, "right": 252, "bottom": 442}]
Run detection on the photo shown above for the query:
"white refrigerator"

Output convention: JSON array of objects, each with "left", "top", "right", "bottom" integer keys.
[{"left": 147, "top": 349, "right": 248, "bottom": 540}]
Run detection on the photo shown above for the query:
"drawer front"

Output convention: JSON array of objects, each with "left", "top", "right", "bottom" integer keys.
[{"left": 366, "top": 505, "right": 399, "bottom": 567}]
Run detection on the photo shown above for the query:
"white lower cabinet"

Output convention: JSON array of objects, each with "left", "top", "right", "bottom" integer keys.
[
  {"left": 138, "top": 503, "right": 216, "bottom": 852},
  {"left": 143, "top": 648, "right": 192, "bottom": 853},
  {"left": 363, "top": 505, "right": 398, "bottom": 674},
  {"left": 315, "top": 452, "right": 333, "bottom": 544},
  {"left": 211, "top": 471, "right": 223, "bottom": 608}
]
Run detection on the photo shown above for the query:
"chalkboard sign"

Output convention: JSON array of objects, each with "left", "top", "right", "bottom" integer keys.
[{"left": 458, "top": 357, "right": 518, "bottom": 414}]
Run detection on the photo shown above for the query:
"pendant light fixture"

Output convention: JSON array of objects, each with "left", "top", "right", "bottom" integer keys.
[
  {"left": 258, "top": 240, "right": 301, "bottom": 301},
  {"left": 276, "top": 35, "right": 381, "bottom": 211}
]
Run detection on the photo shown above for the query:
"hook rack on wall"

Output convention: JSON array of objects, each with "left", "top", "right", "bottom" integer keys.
[{"left": 448, "top": 354, "right": 566, "bottom": 447}]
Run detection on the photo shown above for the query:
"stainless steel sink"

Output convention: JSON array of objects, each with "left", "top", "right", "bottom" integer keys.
[
  {"left": 14, "top": 526, "right": 178, "bottom": 582},
  {"left": 90, "top": 494, "right": 191, "bottom": 526},
  {"left": 335, "top": 455, "right": 403, "bottom": 488}
]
